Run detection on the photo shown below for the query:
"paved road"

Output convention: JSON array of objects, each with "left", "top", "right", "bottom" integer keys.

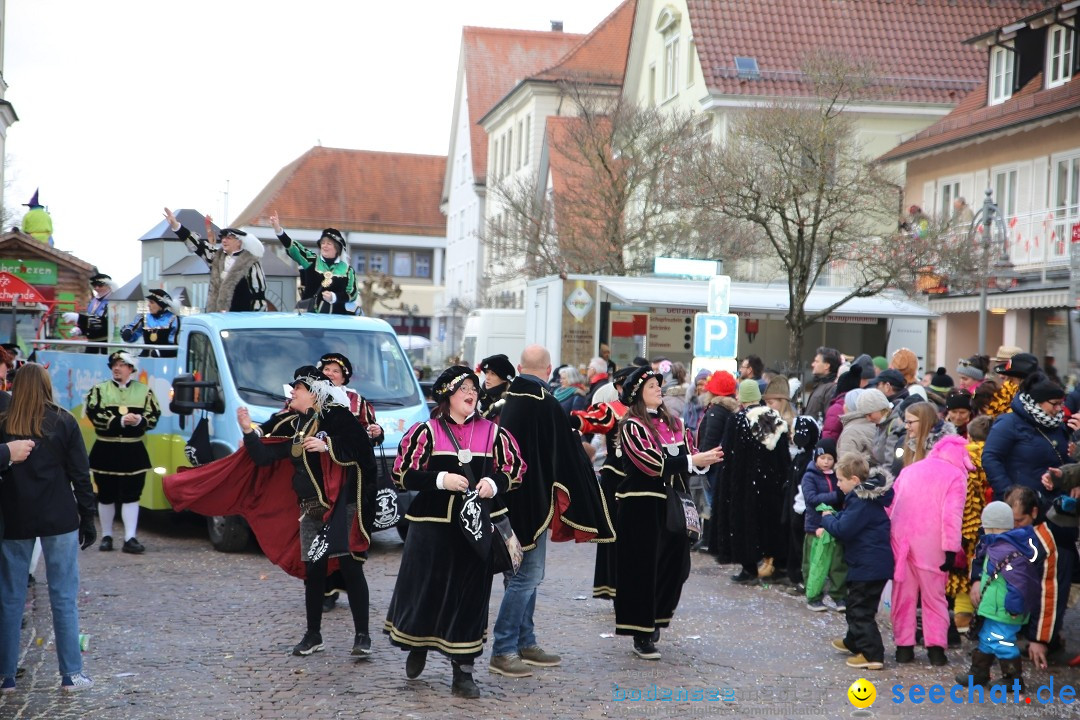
[{"left": 2, "top": 513, "right": 1077, "bottom": 719}]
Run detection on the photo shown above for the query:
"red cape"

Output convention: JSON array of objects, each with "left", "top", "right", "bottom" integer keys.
[{"left": 163, "top": 440, "right": 368, "bottom": 579}]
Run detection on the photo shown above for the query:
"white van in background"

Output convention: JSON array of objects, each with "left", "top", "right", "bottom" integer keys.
[{"left": 461, "top": 309, "right": 526, "bottom": 368}]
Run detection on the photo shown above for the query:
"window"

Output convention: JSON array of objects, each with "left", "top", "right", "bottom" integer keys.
[
  {"left": 516, "top": 120, "right": 523, "bottom": 170},
  {"left": 354, "top": 253, "right": 367, "bottom": 275},
  {"left": 939, "top": 180, "right": 961, "bottom": 218},
  {"left": 523, "top": 115, "right": 531, "bottom": 166},
  {"left": 370, "top": 252, "right": 387, "bottom": 273},
  {"left": 415, "top": 255, "right": 431, "bottom": 279},
  {"left": 1047, "top": 25, "right": 1074, "bottom": 88},
  {"left": 186, "top": 332, "right": 223, "bottom": 411},
  {"left": 1052, "top": 153, "right": 1080, "bottom": 259},
  {"left": 687, "top": 39, "right": 696, "bottom": 87},
  {"left": 993, "top": 168, "right": 1018, "bottom": 218},
  {"left": 663, "top": 33, "right": 680, "bottom": 100},
  {"left": 505, "top": 129, "right": 513, "bottom": 175},
  {"left": 734, "top": 56, "right": 760, "bottom": 79},
  {"left": 221, "top": 328, "right": 419, "bottom": 409},
  {"left": 392, "top": 252, "right": 412, "bottom": 277},
  {"left": 989, "top": 46, "right": 1014, "bottom": 105}
]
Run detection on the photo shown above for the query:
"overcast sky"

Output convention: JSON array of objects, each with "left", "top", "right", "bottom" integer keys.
[{"left": 4, "top": 1, "right": 617, "bottom": 283}]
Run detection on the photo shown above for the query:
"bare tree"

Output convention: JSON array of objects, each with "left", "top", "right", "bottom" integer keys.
[
  {"left": 680, "top": 56, "right": 956, "bottom": 367},
  {"left": 486, "top": 82, "right": 754, "bottom": 284},
  {"left": 356, "top": 271, "right": 402, "bottom": 316}
]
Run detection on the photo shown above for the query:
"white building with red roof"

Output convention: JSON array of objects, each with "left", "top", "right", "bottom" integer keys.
[
  {"left": 623, "top": 0, "right": 1037, "bottom": 285},
  {"left": 880, "top": 1, "right": 1080, "bottom": 371}
]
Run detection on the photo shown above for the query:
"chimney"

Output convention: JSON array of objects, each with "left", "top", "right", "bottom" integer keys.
[{"left": 550, "top": 20, "right": 563, "bottom": 32}]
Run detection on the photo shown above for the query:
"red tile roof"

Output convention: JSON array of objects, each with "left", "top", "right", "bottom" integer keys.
[
  {"left": 879, "top": 74, "right": 1080, "bottom": 162},
  {"left": 233, "top": 147, "right": 447, "bottom": 237},
  {"left": 533, "top": 0, "right": 636, "bottom": 85},
  {"left": 461, "top": 27, "right": 585, "bottom": 185},
  {"left": 687, "top": 0, "right": 1039, "bottom": 104}
]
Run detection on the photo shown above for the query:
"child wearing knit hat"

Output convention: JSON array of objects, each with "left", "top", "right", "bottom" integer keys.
[{"left": 957, "top": 502, "right": 1045, "bottom": 691}]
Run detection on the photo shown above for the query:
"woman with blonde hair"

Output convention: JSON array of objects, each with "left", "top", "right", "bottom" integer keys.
[
  {"left": 890, "top": 401, "right": 954, "bottom": 476},
  {"left": 0, "top": 364, "right": 96, "bottom": 692}
]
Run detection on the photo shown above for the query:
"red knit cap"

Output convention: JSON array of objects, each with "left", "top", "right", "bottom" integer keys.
[{"left": 705, "top": 370, "right": 736, "bottom": 397}]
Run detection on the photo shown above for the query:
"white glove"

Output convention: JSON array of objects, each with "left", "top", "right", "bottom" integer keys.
[
  {"left": 68, "top": 327, "right": 82, "bottom": 337},
  {"left": 62, "top": 312, "right": 79, "bottom": 323}
]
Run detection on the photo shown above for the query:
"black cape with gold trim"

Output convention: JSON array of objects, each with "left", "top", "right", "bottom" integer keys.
[{"left": 494, "top": 375, "right": 615, "bottom": 550}]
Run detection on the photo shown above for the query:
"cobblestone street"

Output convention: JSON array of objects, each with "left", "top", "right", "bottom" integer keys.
[{"left": 2, "top": 512, "right": 1077, "bottom": 719}]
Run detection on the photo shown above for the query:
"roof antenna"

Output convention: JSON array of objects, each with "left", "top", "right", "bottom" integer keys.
[{"left": 550, "top": 20, "right": 563, "bottom": 32}]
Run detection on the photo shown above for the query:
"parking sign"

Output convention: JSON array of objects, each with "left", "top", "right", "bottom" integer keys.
[{"left": 693, "top": 314, "right": 739, "bottom": 359}]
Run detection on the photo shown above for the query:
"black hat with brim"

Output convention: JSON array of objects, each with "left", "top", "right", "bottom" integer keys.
[
  {"left": 620, "top": 366, "right": 661, "bottom": 406},
  {"left": 432, "top": 365, "right": 479, "bottom": 402},
  {"left": 317, "top": 353, "right": 353, "bottom": 381},
  {"left": 479, "top": 353, "right": 515, "bottom": 382},
  {"left": 995, "top": 352, "right": 1038, "bottom": 378}
]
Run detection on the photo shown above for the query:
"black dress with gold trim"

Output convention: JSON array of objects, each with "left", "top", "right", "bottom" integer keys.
[
  {"left": 244, "top": 405, "right": 376, "bottom": 560},
  {"left": 614, "top": 412, "right": 697, "bottom": 637},
  {"left": 572, "top": 400, "right": 627, "bottom": 599},
  {"left": 383, "top": 415, "right": 524, "bottom": 660}
]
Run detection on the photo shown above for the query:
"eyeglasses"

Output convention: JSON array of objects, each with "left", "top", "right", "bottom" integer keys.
[
  {"left": 456, "top": 385, "right": 479, "bottom": 395},
  {"left": 1046, "top": 400, "right": 1064, "bottom": 407},
  {"left": 903, "top": 419, "right": 919, "bottom": 426}
]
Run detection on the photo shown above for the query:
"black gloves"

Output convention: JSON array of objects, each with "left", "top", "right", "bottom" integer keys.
[
  {"left": 939, "top": 550, "right": 956, "bottom": 572},
  {"left": 78, "top": 514, "right": 97, "bottom": 551}
]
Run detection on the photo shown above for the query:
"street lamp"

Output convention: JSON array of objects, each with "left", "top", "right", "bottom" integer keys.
[
  {"left": 400, "top": 302, "right": 419, "bottom": 354},
  {"left": 446, "top": 297, "right": 463, "bottom": 361},
  {"left": 971, "top": 188, "right": 1014, "bottom": 356}
]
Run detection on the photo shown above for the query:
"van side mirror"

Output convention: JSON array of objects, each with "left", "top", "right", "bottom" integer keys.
[{"left": 170, "top": 373, "right": 226, "bottom": 415}]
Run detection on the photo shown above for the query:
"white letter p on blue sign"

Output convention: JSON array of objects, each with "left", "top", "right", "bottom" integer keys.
[{"left": 693, "top": 314, "right": 739, "bottom": 359}]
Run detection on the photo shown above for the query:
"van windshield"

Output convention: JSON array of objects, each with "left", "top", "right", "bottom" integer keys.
[{"left": 220, "top": 328, "right": 420, "bottom": 409}]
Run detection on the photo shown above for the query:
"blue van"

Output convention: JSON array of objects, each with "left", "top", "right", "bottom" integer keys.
[{"left": 35, "top": 312, "right": 428, "bottom": 551}]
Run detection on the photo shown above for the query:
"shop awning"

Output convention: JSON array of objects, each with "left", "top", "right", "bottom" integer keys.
[
  {"left": 596, "top": 277, "right": 937, "bottom": 319},
  {"left": 928, "top": 287, "right": 1070, "bottom": 313}
]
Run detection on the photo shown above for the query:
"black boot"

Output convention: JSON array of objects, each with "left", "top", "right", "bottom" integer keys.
[
  {"left": 895, "top": 645, "right": 915, "bottom": 664},
  {"left": 927, "top": 646, "right": 949, "bottom": 666},
  {"left": 947, "top": 616, "right": 962, "bottom": 648},
  {"left": 451, "top": 661, "right": 480, "bottom": 699},
  {"left": 405, "top": 650, "right": 427, "bottom": 679},
  {"left": 954, "top": 649, "right": 994, "bottom": 687},
  {"left": 998, "top": 657, "right": 1025, "bottom": 695}
]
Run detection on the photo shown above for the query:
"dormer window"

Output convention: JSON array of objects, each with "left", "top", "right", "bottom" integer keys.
[
  {"left": 656, "top": 6, "right": 681, "bottom": 102},
  {"left": 989, "top": 45, "right": 1015, "bottom": 105},
  {"left": 1047, "top": 25, "right": 1074, "bottom": 88}
]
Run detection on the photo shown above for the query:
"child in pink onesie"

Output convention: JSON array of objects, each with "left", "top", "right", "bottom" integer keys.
[{"left": 888, "top": 433, "right": 968, "bottom": 666}]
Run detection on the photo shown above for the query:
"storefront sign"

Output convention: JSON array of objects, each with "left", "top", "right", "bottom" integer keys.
[
  {"left": 0, "top": 258, "right": 58, "bottom": 286},
  {"left": 0, "top": 272, "right": 47, "bottom": 304}
]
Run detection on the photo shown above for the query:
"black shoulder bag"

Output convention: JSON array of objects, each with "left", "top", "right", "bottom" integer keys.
[{"left": 440, "top": 419, "right": 522, "bottom": 575}]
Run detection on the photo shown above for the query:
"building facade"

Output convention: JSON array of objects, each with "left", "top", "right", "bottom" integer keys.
[
  {"left": 880, "top": 1, "right": 1080, "bottom": 374},
  {"left": 233, "top": 146, "right": 446, "bottom": 353}
]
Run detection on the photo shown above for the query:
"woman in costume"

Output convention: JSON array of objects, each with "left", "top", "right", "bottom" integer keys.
[
  {"left": 315, "top": 352, "right": 382, "bottom": 612},
  {"left": 120, "top": 288, "right": 180, "bottom": 358},
  {"left": 614, "top": 367, "right": 722, "bottom": 661},
  {"left": 384, "top": 366, "right": 524, "bottom": 698},
  {"left": 237, "top": 366, "right": 376, "bottom": 658},
  {"left": 271, "top": 213, "right": 357, "bottom": 314},
  {"left": 571, "top": 382, "right": 625, "bottom": 600}
]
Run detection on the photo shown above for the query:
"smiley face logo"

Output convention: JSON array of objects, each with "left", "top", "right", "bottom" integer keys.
[{"left": 847, "top": 678, "right": 876, "bottom": 709}]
